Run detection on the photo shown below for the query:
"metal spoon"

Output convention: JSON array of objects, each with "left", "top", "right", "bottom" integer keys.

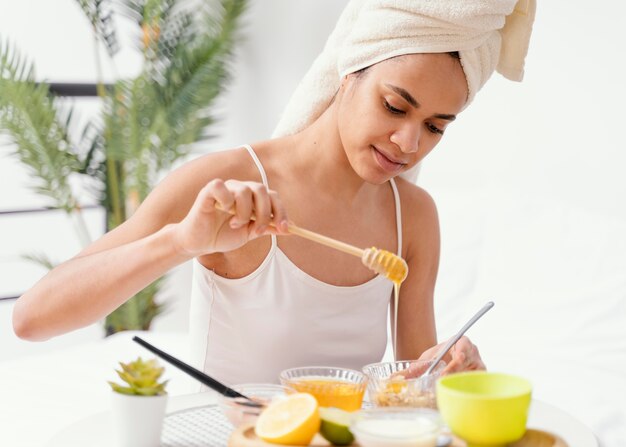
[{"left": 422, "top": 301, "right": 495, "bottom": 377}]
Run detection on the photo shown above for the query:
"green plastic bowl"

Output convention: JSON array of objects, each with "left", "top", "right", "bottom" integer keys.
[{"left": 436, "top": 371, "right": 532, "bottom": 447}]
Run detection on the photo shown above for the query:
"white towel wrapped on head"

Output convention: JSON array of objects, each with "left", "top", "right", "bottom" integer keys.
[{"left": 273, "top": 0, "right": 536, "bottom": 181}]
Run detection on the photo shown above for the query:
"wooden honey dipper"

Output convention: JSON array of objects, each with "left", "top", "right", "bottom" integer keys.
[{"left": 215, "top": 203, "right": 408, "bottom": 283}]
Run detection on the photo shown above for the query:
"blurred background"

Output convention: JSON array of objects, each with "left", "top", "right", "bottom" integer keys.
[{"left": 1, "top": 0, "right": 625, "bottom": 446}]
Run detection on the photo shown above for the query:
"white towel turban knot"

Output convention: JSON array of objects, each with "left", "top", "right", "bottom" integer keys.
[{"left": 273, "top": 0, "right": 536, "bottom": 181}]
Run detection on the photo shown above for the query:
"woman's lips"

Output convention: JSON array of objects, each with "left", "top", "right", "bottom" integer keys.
[{"left": 372, "top": 146, "right": 406, "bottom": 173}]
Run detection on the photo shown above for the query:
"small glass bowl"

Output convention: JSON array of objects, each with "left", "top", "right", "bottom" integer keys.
[
  {"left": 217, "top": 383, "right": 291, "bottom": 428},
  {"left": 351, "top": 407, "right": 442, "bottom": 447},
  {"left": 279, "top": 366, "right": 368, "bottom": 412},
  {"left": 362, "top": 360, "right": 446, "bottom": 409}
]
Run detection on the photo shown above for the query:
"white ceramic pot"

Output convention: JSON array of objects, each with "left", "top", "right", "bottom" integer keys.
[{"left": 111, "top": 392, "right": 168, "bottom": 447}]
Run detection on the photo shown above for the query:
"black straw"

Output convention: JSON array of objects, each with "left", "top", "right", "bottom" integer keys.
[{"left": 132, "top": 336, "right": 261, "bottom": 406}]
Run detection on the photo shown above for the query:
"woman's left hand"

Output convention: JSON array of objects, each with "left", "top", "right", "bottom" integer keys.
[{"left": 417, "top": 336, "right": 486, "bottom": 375}]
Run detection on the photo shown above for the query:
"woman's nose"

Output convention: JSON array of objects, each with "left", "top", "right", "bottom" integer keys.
[{"left": 390, "top": 124, "right": 420, "bottom": 154}]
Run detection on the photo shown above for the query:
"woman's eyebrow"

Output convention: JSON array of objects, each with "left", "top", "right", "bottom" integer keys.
[
  {"left": 385, "top": 83, "right": 419, "bottom": 108},
  {"left": 434, "top": 113, "right": 456, "bottom": 121},
  {"left": 384, "top": 83, "right": 457, "bottom": 121}
]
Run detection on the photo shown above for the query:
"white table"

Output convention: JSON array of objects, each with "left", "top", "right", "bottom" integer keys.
[
  {"left": 0, "top": 331, "right": 195, "bottom": 447},
  {"left": 46, "top": 392, "right": 217, "bottom": 447},
  {"left": 47, "top": 393, "right": 598, "bottom": 447}
]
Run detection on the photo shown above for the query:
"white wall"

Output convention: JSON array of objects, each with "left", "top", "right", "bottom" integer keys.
[{"left": 420, "top": 1, "right": 626, "bottom": 327}]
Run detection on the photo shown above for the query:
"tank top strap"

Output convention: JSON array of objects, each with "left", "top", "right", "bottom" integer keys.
[
  {"left": 389, "top": 178, "right": 403, "bottom": 257},
  {"left": 242, "top": 144, "right": 269, "bottom": 188},
  {"left": 242, "top": 144, "right": 277, "bottom": 248}
]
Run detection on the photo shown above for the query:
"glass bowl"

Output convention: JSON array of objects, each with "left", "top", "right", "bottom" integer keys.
[
  {"left": 279, "top": 366, "right": 368, "bottom": 411},
  {"left": 217, "top": 383, "right": 292, "bottom": 428},
  {"left": 362, "top": 359, "right": 446, "bottom": 409},
  {"left": 350, "top": 407, "right": 442, "bottom": 447}
]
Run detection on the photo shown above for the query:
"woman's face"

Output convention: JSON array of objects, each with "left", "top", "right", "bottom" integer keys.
[{"left": 336, "top": 53, "right": 467, "bottom": 184}]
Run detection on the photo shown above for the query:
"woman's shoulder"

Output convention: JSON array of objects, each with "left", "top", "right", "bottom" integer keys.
[
  {"left": 134, "top": 144, "right": 267, "bottom": 224},
  {"left": 393, "top": 176, "right": 438, "bottom": 220},
  {"left": 172, "top": 145, "right": 262, "bottom": 182},
  {"left": 392, "top": 176, "right": 440, "bottom": 250},
  {"left": 177, "top": 139, "right": 284, "bottom": 181}
]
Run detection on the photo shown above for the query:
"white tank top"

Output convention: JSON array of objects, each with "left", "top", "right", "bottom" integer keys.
[{"left": 188, "top": 145, "right": 402, "bottom": 386}]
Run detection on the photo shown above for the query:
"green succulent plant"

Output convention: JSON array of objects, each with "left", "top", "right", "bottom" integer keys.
[{"left": 108, "top": 357, "right": 168, "bottom": 396}]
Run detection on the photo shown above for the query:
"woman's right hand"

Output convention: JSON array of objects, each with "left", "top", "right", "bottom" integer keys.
[{"left": 172, "top": 179, "right": 289, "bottom": 257}]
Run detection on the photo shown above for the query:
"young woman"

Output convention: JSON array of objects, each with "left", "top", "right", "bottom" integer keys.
[{"left": 13, "top": 0, "right": 534, "bottom": 385}]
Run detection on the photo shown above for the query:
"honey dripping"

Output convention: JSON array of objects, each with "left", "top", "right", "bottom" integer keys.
[{"left": 361, "top": 248, "right": 408, "bottom": 358}]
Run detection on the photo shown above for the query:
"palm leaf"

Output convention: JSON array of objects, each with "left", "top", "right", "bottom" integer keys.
[
  {"left": 103, "top": 0, "right": 247, "bottom": 203},
  {"left": 74, "top": 0, "right": 119, "bottom": 57},
  {"left": 0, "top": 38, "right": 81, "bottom": 212},
  {"left": 150, "top": 0, "right": 248, "bottom": 169},
  {"left": 21, "top": 252, "right": 58, "bottom": 270}
]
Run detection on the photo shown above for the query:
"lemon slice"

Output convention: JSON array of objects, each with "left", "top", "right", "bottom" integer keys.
[
  {"left": 319, "top": 407, "right": 355, "bottom": 446},
  {"left": 255, "top": 392, "right": 320, "bottom": 445}
]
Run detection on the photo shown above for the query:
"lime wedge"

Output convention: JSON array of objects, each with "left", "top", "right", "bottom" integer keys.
[{"left": 319, "top": 407, "right": 355, "bottom": 446}]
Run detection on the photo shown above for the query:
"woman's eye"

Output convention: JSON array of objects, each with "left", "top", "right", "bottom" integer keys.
[
  {"left": 384, "top": 100, "right": 404, "bottom": 115},
  {"left": 427, "top": 123, "right": 444, "bottom": 135}
]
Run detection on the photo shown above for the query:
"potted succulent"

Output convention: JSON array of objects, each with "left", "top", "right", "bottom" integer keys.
[{"left": 108, "top": 357, "right": 168, "bottom": 447}]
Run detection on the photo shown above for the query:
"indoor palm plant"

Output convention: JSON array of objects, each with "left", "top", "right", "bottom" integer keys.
[{"left": 0, "top": 0, "right": 247, "bottom": 334}]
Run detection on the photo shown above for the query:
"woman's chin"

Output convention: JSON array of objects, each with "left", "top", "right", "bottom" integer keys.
[{"left": 355, "top": 166, "right": 397, "bottom": 185}]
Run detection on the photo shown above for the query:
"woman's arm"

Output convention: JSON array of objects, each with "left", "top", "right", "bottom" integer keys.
[
  {"left": 13, "top": 151, "right": 288, "bottom": 341},
  {"left": 394, "top": 182, "right": 484, "bottom": 373},
  {"left": 394, "top": 183, "right": 440, "bottom": 360},
  {"left": 12, "top": 224, "right": 189, "bottom": 341}
]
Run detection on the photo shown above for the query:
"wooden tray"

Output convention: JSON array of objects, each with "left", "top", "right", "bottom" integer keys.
[
  {"left": 229, "top": 425, "right": 567, "bottom": 447},
  {"left": 229, "top": 426, "right": 349, "bottom": 446},
  {"left": 449, "top": 429, "right": 568, "bottom": 447}
]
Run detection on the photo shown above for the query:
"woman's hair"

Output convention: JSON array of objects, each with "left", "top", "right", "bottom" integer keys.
[
  {"left": 327, "top": 51, "right": 461, "bottom": 106},
  {"left": 353, "top": 51, "right": 461, "bottom": 78}
]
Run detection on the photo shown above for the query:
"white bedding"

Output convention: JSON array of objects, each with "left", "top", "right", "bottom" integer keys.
[{"left": 430, "top": 186, "right": 626, "bottom": 446}]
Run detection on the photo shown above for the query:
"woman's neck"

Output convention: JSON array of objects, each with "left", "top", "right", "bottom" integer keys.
[{"left": 281, "top": 104, "right": 378, "bottom": 204}]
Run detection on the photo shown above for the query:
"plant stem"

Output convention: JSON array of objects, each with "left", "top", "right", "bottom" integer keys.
[
  {"left": 71, "top": 207, "right": 93, "bottom": 248},
  {"left": 90, "top": 25, "right": 123, "bottom": 230}
]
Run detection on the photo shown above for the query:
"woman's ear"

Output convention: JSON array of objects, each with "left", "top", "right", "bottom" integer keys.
[
  {"left": 339, "top": 73, "right": 356, "bottom": 93},
  {"left": 336, "top": 73, "right": 359, "bottom": 102},
  {"left": 334, "top": 76, "right": 349, "bottom": 100},
  {"left": 343, "top": 72, "right": 358, "bottom": 83}
]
